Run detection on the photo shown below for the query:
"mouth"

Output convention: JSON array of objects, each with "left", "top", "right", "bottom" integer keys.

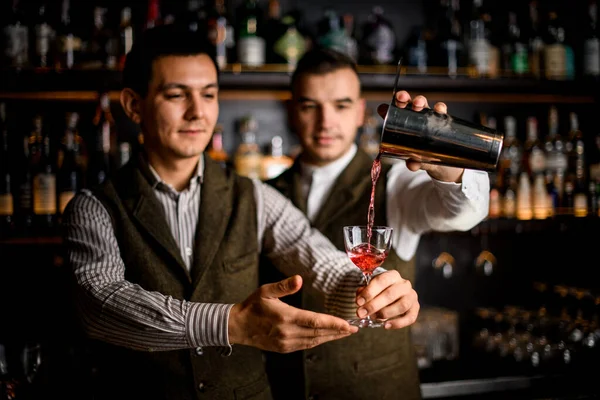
[
  {"left": 178, "top": 129, "right": 205, "bottom": 135},
  {"left": 314, "top": 136, "right": 337, "bottom": 145}
]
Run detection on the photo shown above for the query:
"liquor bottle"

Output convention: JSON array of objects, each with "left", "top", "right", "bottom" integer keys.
[
  {"left": 208, "top": 0, "right": 234, "bottom": 70},
  {"left": 1, "top": 0, "right": 29, "bottom": 68},
  {"left": 237, "top": 0, "right": 266, "bottom": 67},
  {"left": 583, "top": 0, "right": 600, "bottom": 78},
  {"left": 501, "top": 11, "right": 528, "bottom": 76},
  {"left": 360, "top": 6, "right": 396, "bottom": 65},
  {"left": 118, "top": 7, "right": 134, "bottom": 70},
  {"left": 522, "top": 116, "right": 546, "bottom": 178},
  {"left": 316, "top": 8, "right": 347, "bottom": 55},
  {"left": 532, "top": 173, "right": 548, "bottom": 219},
  {"left": 272, "top": 14, "right": 307, "bottom": 72},
  {"left": 261, "top": 136, "right": 293, "bottom": 180},
  {"left": 57, "top": 112, "right": 82, "bottom": 215},
  {"left": 359, "top": 109, "right": 381, "bottom": 160},
  {"left": 543, "top": 106, "right": 567, "bottom": 192},
  {"left": 437, "top": 0, "right": 465, "bottom": 78},
  {"left": 146, "top": 0, "right": 162, "bottom": 30},
  {"left": 342, "top": 14, "right": 359, "bottom": 63},
  {"left": 32, "top": 119, "right": 57, "bottom": 234},
  {"left": 527, "top": 0, "right": 545, "bottom": 79},
  {"left": 88, "top": 92, "right": 117, "bottom": 186},
  {"left": 234, "top": 116, "right": 262, "bottom": 179},
  {"left": 83, "top": 6, "right": 112, "bottom": 69},
  {"left": 54, "top": 0, "right": 81, "bottom": 70},
  {"left": 265, "top": 0, "right": 285, "bottom": 64},
  {"left": 404, "top": 25, "right": 428, "bottom": 74},
  {"left": 498, "top": 116, "right": 522, "bottom": 187},
  {"left": 185, "top": 0, "right": 208, "bottom": 33},
  {"left": 544, "top": 9, "right": 567, "bottom": 80},
  {"left": 32, "top": 3, "right": 54, "bottom": 70},
  {"left": 467, "top": 0, "right": 491, "bottom": 77},
  {"left": 565, "top": 112, "right": 584, "bottom": 181},
  {"left": 206, "top": 123, "right": 230, "bottom": 169},
  {"left": 516, "top": 172, "right": 532, "bottom": 220},
  {"left": 0, "top": 103, "right": 13, "bottom": 236}
]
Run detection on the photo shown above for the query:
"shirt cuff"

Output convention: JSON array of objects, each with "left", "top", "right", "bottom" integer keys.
[
  {"left": 432, "top": 169, "right": 485, "bottom": 203},
  {"left": 186, "top": 303, "right": 234, "bottom": 355}
]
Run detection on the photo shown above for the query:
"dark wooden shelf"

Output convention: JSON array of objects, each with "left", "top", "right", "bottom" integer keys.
[{"left": 0, "top": 66, "right": 598, "bottom": 103}]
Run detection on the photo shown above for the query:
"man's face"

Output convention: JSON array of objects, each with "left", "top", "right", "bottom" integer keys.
[
  {"left": 139, "top": 54, "right": 219, "bottom": 162},
  {"left": 290, "top": 68, "right": 365, "bottom": 166}
]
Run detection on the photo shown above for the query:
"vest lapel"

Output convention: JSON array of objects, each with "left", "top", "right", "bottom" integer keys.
[
  {"left": 269, "top": 159, "right": 307, "bottom": 214},
  {"left": 312, "top": 150, "right": 375, "bottom": 231},
  {"left": 116, "top": 156, "right": 190, "bottom": 280},
  {"left": 190, "top": 157, "right": 233, "bottom": 286}
]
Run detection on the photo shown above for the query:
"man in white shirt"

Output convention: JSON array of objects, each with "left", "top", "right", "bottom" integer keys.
[{"left": 263, "top": 48, "right": 490, "bottom": 400}]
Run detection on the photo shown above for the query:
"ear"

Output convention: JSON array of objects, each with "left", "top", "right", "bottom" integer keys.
[
  {"left": 120, "top": 88, "right": 142, "bottom": 124},
  {"left": 357, "top": 97, "right": 367, "bottom": 127}
]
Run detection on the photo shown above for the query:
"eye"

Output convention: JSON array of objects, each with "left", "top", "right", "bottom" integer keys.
[
  {"left": 203, "top": 92, "right": 217, "bottom": 100},
  {"left": 336, "top": 104, "right": 350, "bottom": 110},
  {"left": 300, "top": 103, "right": 316, "bottom": 111},
  {"left": 165, "top": 92, "right": 185, "bottom": 100}
]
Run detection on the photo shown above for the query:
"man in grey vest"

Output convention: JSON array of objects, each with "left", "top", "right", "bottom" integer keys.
[
  {"left": 61, "top": 25, "right": 421, "bottom": 400},
  {"left": 263, "top": 49, "right": 490, "bottom": 400}
]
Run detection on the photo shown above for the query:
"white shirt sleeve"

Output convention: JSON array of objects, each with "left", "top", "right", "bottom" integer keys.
[{"left": 385, "top": 160, "right": 490, "bottom": 261}]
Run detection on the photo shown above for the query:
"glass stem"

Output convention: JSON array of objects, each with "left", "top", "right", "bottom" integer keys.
[{"left": 363, "top": 272, "right": 372, "bottom": 321}]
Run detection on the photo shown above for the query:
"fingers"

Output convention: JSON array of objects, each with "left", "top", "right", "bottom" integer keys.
[
  {"left": 262, "top": 275, "right": 303, "bottom": 299},
  {"left": 293, "top": 309, "right": 358, "bottom": 335},
  {"left": 356, "top": 270, "right": 419, "bottom": 324},
  {"left": 384, "top": 300, "right": 420, "bottom": 330}
]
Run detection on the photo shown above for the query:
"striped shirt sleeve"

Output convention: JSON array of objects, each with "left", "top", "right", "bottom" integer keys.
[
  {"left": 254, "top": 180, "right": 364, "bottom": 319},
  {"left": 62, "top": 189, "right": 232, "bottom": 351}
]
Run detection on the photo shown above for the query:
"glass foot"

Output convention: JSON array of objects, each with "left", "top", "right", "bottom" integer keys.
[{"left": 347, "top": 317, "right": 384, "bottom": 328}]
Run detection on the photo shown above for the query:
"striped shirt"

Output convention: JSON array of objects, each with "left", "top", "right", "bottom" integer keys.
[{"left": 62, "top": 154, "right": 364, "bottom": 354}]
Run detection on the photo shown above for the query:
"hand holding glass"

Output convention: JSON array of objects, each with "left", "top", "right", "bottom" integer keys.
[{"left": 343, "top": 226, "right": 393, "bottom": 328}]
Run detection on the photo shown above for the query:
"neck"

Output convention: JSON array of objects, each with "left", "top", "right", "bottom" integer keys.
[{"left": 145, "top": 151, "right": 200, "bottom": 191}]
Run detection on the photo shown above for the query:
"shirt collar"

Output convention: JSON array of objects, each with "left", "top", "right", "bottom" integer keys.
[
  {"left": 146, "top": 154, "right": 204, "bottom": 193},
  {"left": 300, "top": 144, "right": 357, "bottom": 182}
]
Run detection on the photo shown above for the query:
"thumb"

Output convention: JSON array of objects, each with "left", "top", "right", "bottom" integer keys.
[{"left": 263, "top": 275, "right": 303, "bottom": 299}]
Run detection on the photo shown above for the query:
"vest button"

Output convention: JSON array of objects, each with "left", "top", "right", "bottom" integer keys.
[
  {"left": 195, "top": 346, "right": 204, "bottom": 356},
  {"left": 308, "top": 395, "right": 319, "bottom": 400},
  {"left": 306, "top": 353, "right": 318, "bottom": 363},
  {"left": 198, "top": 382, "right": 206, "bottom": 392}
]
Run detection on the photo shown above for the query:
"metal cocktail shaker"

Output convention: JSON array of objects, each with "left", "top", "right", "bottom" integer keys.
[
  {"left": 379, "top": 104, "right": 504, "bottom": 172},
  {"left": 379, "top": 60, "right": 504, "bottom": 172}
]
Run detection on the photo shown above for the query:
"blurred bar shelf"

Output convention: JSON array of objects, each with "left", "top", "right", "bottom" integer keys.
[{"left": 0, "top": 65, "right": 597, "bottom": 103}]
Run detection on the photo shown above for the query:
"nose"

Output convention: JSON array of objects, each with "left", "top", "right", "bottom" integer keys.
[
  {"left": 318, "top": 105, "right": 336, "bottom": 132},
  {"left": 184, "top": 92, "right": 204, "bottom": 120}
]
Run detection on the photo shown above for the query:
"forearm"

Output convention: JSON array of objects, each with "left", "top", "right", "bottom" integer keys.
[
  {"left": 63, "top": 191, "right": 232, "bottom": 351},
  {"left": 254, "top": 180, "right": 362, "bottom": 316}
]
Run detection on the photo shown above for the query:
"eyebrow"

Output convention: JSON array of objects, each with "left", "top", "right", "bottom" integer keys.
[
  {"left": 158, "top": 82, "right": 219, "bottom": 91},
  {"left": 297, "top": 96, "right": 354, "bottom": 104}
]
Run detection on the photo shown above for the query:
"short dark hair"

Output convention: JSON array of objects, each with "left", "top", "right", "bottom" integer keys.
[
  {"left": 290, "top": 47, "right": 360, "bottom": 94},
  {"left": 122, "top": 24, "right": 219, "bottom": 96}
]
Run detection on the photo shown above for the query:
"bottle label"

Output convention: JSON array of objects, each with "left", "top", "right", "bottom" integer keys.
[
  {"left": 33, "top": 173, "right": 56, "bottom": 214},
  {"left": 18, "top": 181, "right": 32, "bottom": 210},
  {"left": 59, "top": 191, "right": 75, "bottom": 214},
  {"left": 544, "top": 44, "right": 566, "bottom": 80},
  {"left": 274, "top": 28, "right": 306, "bottom": 66},
  {"left": 574, "top": 193, "right": 588, "bottom": 217},
  {"left": 3, "top": 24, "right": 29, "bottom": 66},
  {"left": 366, "top": 25, "right": 395, "bottom": 64},
  {"left": 238, "top": 37, "right": 265, "bottom": 67},
  {"left": 0, "top": 193, "right": 13, "bottom": 216},
  {"left": 469, "top": 39, "right": 490, "bottom": 75},
  {"left": 583, "top": 38, "right": 600, "bottom": 76},
  {"left": 529, "top": 149, "right": 546, "bottom": 174},
  {"left": 512, "top": 44, "right": 529, "bottom": 75},
  {"left": 234, "top": 154, "right": 262, "bottom": 179},
  {"left": 35, "top": 23, "right": 52, "bottom": 57}
]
